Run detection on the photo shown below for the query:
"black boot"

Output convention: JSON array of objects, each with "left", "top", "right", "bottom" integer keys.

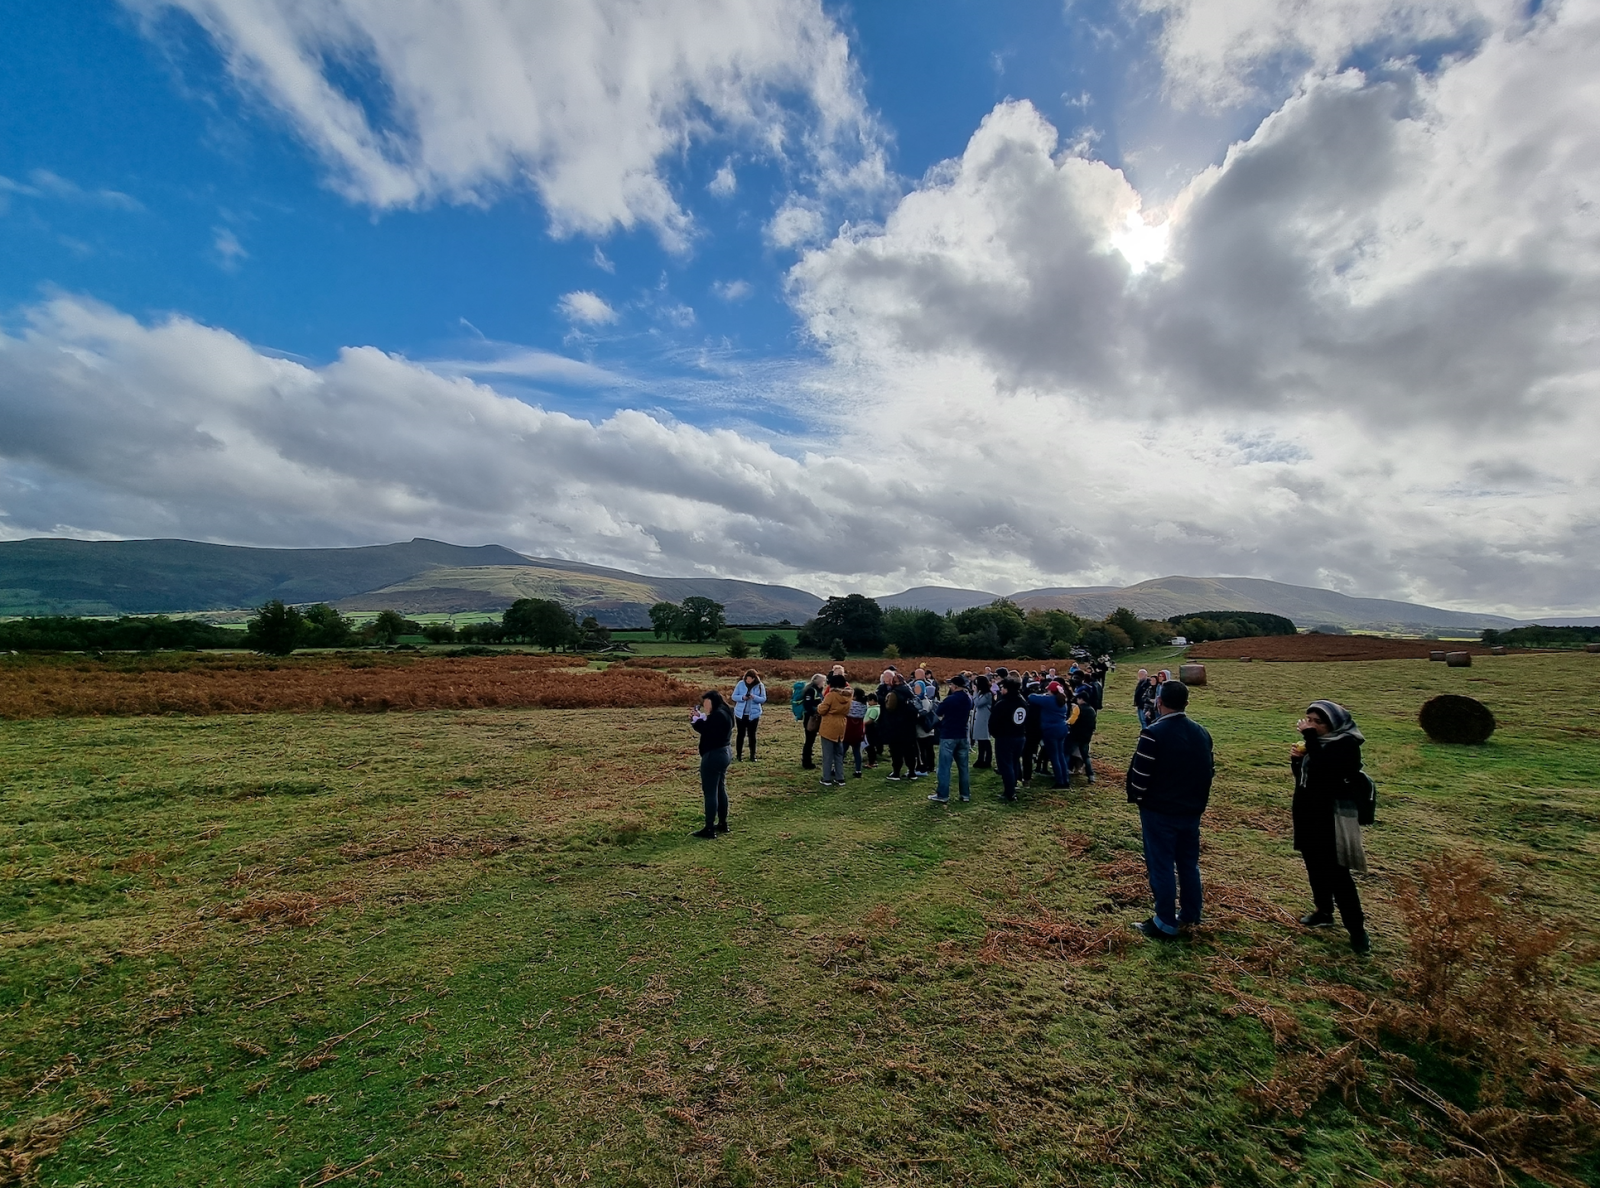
[{"left": 691, "top": 826, "right": 717, "bottom": 840}]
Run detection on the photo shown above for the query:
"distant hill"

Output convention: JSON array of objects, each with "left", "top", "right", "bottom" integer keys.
[
  {"left": 1, "top": 538, "right": 1586, "bottom": 633},
  {"left": 874, "top": 586, "right": 1002, "bottom": 615},
  {"left": 0, "top": 538, "right": 821, "bottom": 628},
  {"left": 1009, "top": 576, "right": 1525, "bottom": 634}
]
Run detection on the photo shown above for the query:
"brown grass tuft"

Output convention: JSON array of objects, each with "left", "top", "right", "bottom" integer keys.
[{"left": 980, "top": 904, "right": 1134, "bottom": 964}]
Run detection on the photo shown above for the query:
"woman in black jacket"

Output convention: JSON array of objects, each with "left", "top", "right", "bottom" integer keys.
[
  {"left": 989, "top": 678, "right": 1028, "bottom": 802},
  {"left": 690, "top": 690, "right": 734, "bottom": 839},
  {"left": 1290, "top": 700, "right": 1369, "bottom": 953}
]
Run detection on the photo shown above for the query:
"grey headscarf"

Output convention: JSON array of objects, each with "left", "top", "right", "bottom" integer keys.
[{"left": 1308, "top": 700, "right": 1364, "bottom": 745}]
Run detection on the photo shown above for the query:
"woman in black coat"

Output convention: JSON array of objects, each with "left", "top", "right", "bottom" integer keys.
[
  {"left": 1290, "top": 700, "right": 1369, "bottom": 953},
  {"left": 690, "top": 690, "right": 734, "bottom": 839}
]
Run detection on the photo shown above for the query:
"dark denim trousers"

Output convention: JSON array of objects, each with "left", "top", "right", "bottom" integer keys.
[
  {"left": 735, "top": 715, "right": 758, "bottom": 759},
  {"left": 995, "top": 736, "right": 1025, "bottom": 798},
  {"left": 1042, "top": 730, "right": 1071, "bottom": 787},
  {"left": 699, "top": 746, "right": 731, "bottom": 828},
  {"left": 1139, "top": 808, "right": 1203, "bottom": 932},
  {"left": 935, "top": 737, "right": 971, "bottom": 801}
]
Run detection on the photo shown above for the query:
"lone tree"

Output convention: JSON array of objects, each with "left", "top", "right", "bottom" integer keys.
[
  {"left": 245, "top": 600, "right": 304, "bottom": 656},
  {"left": 504, "top": 598, "right": 579, "bottom": 650},
  {"left": 648, "top": 601, "right": 681, "bottom": 640},
  {"left": 718, "top": 626, "right": 750, "bottom": 659},
  {"left": 800, "top": 594, "right": 885, "bottom": 652},
  {"left": 760, "top": 633, "right": 793, "bottom": 660},
  {"left": 830, "top": 638, "right": 848, "bottom": 661},
  {"left": 675, "top": 596, "right": 726, "bottom": 643},
  {"left": 301, "top": 603, "right": 353, "bottom": 648},
  {"left": 369, "top": 609, "right": 412, "bottom": 646}
]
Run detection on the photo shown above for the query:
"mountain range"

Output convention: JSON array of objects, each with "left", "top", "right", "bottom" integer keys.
[{"left": 1, "top": 537, "right": 1593, "bottom": 633}]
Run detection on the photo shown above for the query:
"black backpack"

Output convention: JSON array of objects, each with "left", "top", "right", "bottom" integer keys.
[{"left": 1349, "top": 770, "right": 1378, "bottom": 826}]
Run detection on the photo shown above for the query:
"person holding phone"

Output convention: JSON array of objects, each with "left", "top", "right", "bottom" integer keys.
[
  {"left": 689, "top": 690, "right": 734, "bottom": 839},
  {"left": 731, "top": 668, "right": 766, "bottom": 761}
]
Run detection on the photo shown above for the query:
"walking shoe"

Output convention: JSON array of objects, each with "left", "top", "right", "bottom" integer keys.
[
  {"left": 885, "top": 774, "right": 902, "bottom": 781},
  {"left": 853, "top": 771, "right": 862, "bottom": 779},
  {"left": 1299, "top": 910, "right": 1335, "bottom": 929},
  {"left": 1350, "top": 930, "right": 1371, "bottom": 955},
  {"left": 690, "top": 827, "right": 717, "bottom": 840},
  {"left": 926, "top": 793, "right": 949, "bottom": 804},
  {"left": 714, "top": 822, "right": 729, "bottom": 835},
  {"left": 1130, "top": 917, "right": 1179, "bottom": 942},
  {"left": 819, "top": 780, "right": 835, "bottom": 787},
  {"left": 960, "top": 795, "right": 971, "bottom": 802},
  {"left": 1000, "top": 794, "right": 1017, "bottom": 803}
]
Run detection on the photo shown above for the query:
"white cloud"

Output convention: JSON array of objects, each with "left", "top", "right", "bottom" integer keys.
[
  {"left": 713, "top": 279, "right": 753, "bottom": 301},
  {"left": 557, "top": 290, "right": 619, "bottom": 325},
  {"left": 592, "top": 246, "right": 616, "bottom": 273},
  {"left": 0, "top": 169, "right": 143, "bottom": 211},
  {"left": 212, "top": 227, "right": 248, "bottom": 270},
  {"left": 1135, "top": 0, "right": 1524, "bottom": 107},
  {"left": 766, "top": 198, "right": 826, "bottom": 248},
  {"left": 709, "top": 161, "right": 737, "bottom": 197},
  {"left": 129, "top": 0, "right": 883, "bottom": 248}
]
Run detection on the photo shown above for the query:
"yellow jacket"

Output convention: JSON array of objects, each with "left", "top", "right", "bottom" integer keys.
[{"left": 817, "top": 688, "right": 852, "bottom": 742}]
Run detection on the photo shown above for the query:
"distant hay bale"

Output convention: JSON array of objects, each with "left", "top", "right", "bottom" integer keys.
[
  {"left": 1429, "top": 651, "right": 1447, "bottom": 662},
  {"left": 1445, "top": 652, "right": 1472, "bottom": 667},
  {"left": 1178, "top": 663, "right": 1207, "bottom": 685},
  {"left": 1419, "top": 694, "right": 1496, "bottom": 745},
  {"left": 1586, "top": 643, "right": 1600, "bottom": 654},
  {"left": 1490, "top": 646, "right": 1507, "bottom": 655}
]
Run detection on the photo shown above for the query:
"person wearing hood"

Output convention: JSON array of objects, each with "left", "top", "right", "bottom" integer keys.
[
  {"left": 800, "top": 673, "right": 826, "bottom": 770},
  {"left": 1291, "top": 700, "right": 1371, "bottom": 954}
]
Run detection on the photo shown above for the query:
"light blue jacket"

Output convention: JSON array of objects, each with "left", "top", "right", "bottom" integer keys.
[{"left": 732, "top": 680, "right": 767, "bottom": 720}]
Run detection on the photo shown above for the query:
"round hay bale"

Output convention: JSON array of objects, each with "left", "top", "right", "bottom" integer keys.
[
  {"left": 1446, "top": 652, "right": 1472, "bottom": 667},
  {"left": 1429, "top": 650, "right": 1447, "bottom": 662},
  {"left": 1587, "top": 643, "right": 1600, "bottom": 654},
  {"left": 1419, "top": 694, "right": 1496, "bottom": 745},
  {"left": 1490, "top": 646, "right": 1506, "bottom": 656},
  {"left": 1178, "top": 663, "right": 1207, "bottom": 685}
]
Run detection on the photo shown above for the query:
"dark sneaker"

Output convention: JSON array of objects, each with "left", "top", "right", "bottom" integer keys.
[
  {"left": 960, "top": 795, "right": 971, "bottom": 802},
  {"left": 853, "top": 771, "right": 862, "bottom": 779},
  {"left": 714, "top": 822, "right": 729, "bottom": 835},
  {"left": 885, "top": 774, "right": 902, "bottom": 781},
  {"left": 1130, "top": 917, "right": 1179, "bottom": 942},
  {"left": 926, "top": 793, "right": 949, "bottom": 804},
  {"left": 819, "top": 780, "right": 835, "bottom": 787},
  {"left": 1300, "top": 910, "right": 1335, "bottom": 929},
  {"left": 1350, "top": 930, "right": 1371, "bottom": 955},
  {"left": 691, "top": 827, "right": 717, "bottom": 840}
]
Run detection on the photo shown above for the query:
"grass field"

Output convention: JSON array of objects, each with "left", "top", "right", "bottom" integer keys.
[{"left": 2, "top": 654, "right": 1597, "bottom": 1186}]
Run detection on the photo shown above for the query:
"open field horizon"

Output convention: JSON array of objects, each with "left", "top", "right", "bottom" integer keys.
[{"left": 3, "top": 652, "right": 1597, "bottom": 1185}]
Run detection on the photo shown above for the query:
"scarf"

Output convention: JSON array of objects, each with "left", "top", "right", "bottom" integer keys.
[{"left": 1308, "top": 700, "right": 1365, "bottom": 746}]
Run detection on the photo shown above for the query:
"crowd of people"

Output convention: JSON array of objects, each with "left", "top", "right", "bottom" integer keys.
[{"left": 688, "top": 661, "right": 1374, "bottom": 954}]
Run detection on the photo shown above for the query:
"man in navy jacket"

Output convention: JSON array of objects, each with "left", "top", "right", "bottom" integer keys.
[{"left": 1124, "top": 680, "right": 1214, "bottom": 939}]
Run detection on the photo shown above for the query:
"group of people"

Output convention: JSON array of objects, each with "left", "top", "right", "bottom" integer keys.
[{"left": 689, "top": 663, "right": 1374, "bottom": 954}]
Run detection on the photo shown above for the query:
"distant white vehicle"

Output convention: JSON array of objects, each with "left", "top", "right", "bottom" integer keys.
[{"left": 1171, "top": 636, "right": 1188, "bottom": 646}]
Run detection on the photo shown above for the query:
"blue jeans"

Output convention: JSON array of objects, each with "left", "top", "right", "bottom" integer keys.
[
  {"left": 935, "top": 737, "right": 971, "bottom": 801},
  {"left": 699, "top": 746, "right": 731, "bottom": 828},
  {"left": 821, "top": 737, "right": 847, "bottom": 784},
  {"left": 995, "top": 735, "right": 1025, "bottom": 798},
  {"left": 1139, "top": 808, "right": 1203, "bottom": 932},
  {"left": 1042, "top": 730, "right": 1071, "bottom": 787}
]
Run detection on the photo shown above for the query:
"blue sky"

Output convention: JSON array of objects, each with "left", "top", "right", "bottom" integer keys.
[{"left": 1, "top": 0, "right": 1596, "bottom": 614}]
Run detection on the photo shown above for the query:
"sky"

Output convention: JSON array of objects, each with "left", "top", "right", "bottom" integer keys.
[{"left": 0, "top": 0, "right": 1596, "bottom": 616}]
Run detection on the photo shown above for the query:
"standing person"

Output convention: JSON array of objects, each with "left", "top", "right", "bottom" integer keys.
[
  {"left": 1124, "top": 681, "right": 1214, "bottom": 939},
  {"left": 730, "top": 669, "right": 766, "bottom": 761},
  {"left": 970, "top": 675, "right": 993, "bottom": 768},
  {"left": 1022, "top": 677, "right": 1043, "bottom": 786},
  {"left": 990, "top": 677, "right": 1028, "bottom": 803},
  {"left": 1069, "top": 686, "right": 1098, "bottom": 784},
  {"left": 688, "top": 690, "right": 734, "bottom": 839},
  {"left": 913, "top": 670, "right": 939, "bottom": 775},
  {"left": 845, "top": 686, "right": 869, "bottom": 778},
  {"left": 1291, "top": 701, "right": 1371, "bottom": 954},
  {"left": 800, "top": 673, "right": 826, "bottom": 770},
  {"left": 817, "top": 674, "right": 852, "bottom": 787},
  {"left": 1143, "top": 670, "right": 1170, "bottom": 727},
  {"left": 879, "top": 671, "right": 921, "bottom": 781},
  {"left": 929, "top": 675, "right": 974, "bottom": 804},
  {"left": 1028, "top": 682, "right": 1073, "bottom": 789},
  {"left": 863, "top": 692, "right": 882, "bottom": 768}
]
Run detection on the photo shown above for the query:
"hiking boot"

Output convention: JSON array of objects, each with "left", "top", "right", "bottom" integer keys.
[
  {"left": 714, "top": 822, "right": 729, "bottom": 835},
  {"left": 690, "top": 827, "right": 717, "bottom": 840},
  {"left": 1299, "top": 910, "right": 1335, "bottom": 929},
  {"left": 1350, "top": 930, "right": 1371, "bottom": 956},
  {"left": 1130, "top": 917, "right": 1179, "bottom": 942}
]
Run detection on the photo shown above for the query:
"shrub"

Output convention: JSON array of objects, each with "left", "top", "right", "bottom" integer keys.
[
  {"left": 1419, "top": 694, "right": 1496, "bottom": 744},
  {"left": 244, "top": 601, "right": 303, "bottom": 656},
  {"left": 760, "top": 633, "right": 793, "bottom": 660},
  {"left": 882, "top": 643, "right": 900, "bottom": 660},
  {"left": 718, "top": 627, "right": 750, "bottom": 659},
  {"left": 829, "top": 638, "right": 848, "bottom": 661}
]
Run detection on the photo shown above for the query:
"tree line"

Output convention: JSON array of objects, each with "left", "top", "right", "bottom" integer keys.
[{"left": 1480, "top": 624, "right": 1600, "bottom": 648}]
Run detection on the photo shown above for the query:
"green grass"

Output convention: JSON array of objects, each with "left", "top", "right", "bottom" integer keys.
[{"left": 2, "top": 655, "right": 1597, "bottom": 1185}]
